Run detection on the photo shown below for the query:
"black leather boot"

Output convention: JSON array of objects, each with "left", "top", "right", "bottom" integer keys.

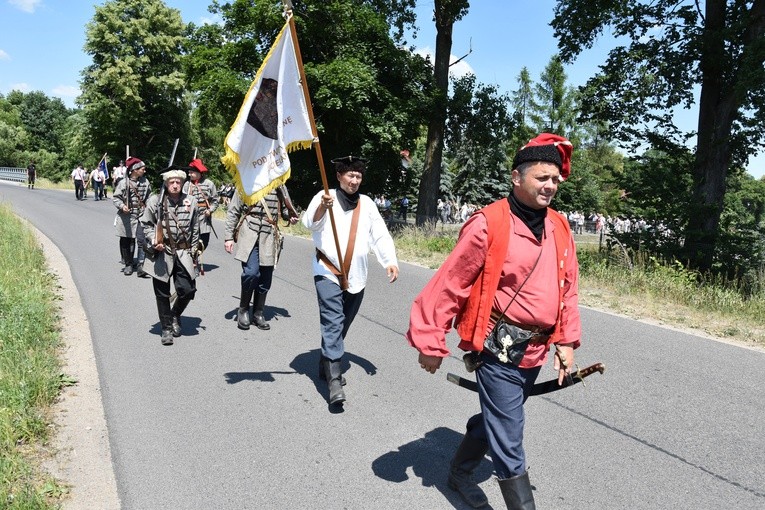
[
  {"left": 123, "top": 255, "right": 134, "bottom": 276},
  {"left": 237, "top": 289, "right": 253, "bottom": 330},
  {"left": 119, "top": 245, "right": 130, "bottom": 273},
  {"left": 447, "top": 434, "right": 490, "bottom": 508},
  {"left": 252, "top": 292, "right": 270, "bottom": 330},
  {"left": 156, "top": 297, "right": 174, "bottom": 345},
  {"left": 171, "top": 298, "right": 191, "bottom": 337},
  {"left": 321, "top": 358, "right": 345, "bottom": 405},
  {"left": 318, "top": 355, "right": 346, "bottom": 386},
  {"left": 498, "top": 471, "right": 535, "bottom": 510}
]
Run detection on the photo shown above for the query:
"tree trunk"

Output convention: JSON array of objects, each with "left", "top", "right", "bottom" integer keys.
[
  {"left": 683, "top": 0, "right": 765, "bottom": 270},
  {"left": 415, "top": 3, "right": 455, "bottom": 226}
]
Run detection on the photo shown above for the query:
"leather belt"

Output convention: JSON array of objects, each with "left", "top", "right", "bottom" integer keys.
[
  {"left": 490, "top": 309, "right": 555, "bottom": 336},
  {"left": 174, "top": 242, "right": 191, "bottom": 250}
]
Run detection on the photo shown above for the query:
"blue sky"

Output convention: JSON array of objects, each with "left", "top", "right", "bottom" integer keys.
[{"left": 1, "top": 0, "right": 762, "bottom": 178}]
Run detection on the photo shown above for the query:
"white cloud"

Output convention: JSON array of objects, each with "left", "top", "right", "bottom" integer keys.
[
  {"left": 414, "top": 46, "right": 475, "bottom": 79},
  {"left": 9, "top": 0, "right": 42, "bottom": 14},
  {"left": 52, "top": 85, "right": 79, "bottom": 99},
  {"left": 0, "top": 49, "right": 10, "bottom": 61},
  {"left": 199, "top": 14, "right": 222, "bottom": 26},
  {"left": 8, "top": 82, "right": 31, "bottom": 93}
]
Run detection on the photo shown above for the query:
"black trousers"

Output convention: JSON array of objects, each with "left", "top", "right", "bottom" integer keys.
[
  {"left": 74, "top": 180, "right": 84, "bottom": 200},
  {"left": 152, "top": 256, "right": 197, "bottom": 301}
]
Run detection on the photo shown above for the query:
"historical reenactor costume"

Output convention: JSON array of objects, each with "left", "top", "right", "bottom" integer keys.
[
  {"left": 141, "top": 169, "right": 201, "bottom": 346},
  {"left": 224, "top": 185, "right": 299, "bottom": 331},
  {"left": 27, "top": 161, "right": 36, "bottom": 189},
  {"left": 302, "top": 156, "right": 399, "bottom": 406},
  {"left": 406, "top": 134, "right": 582, "bottom": 509},
  {"left": 182, "top": 158, "right": 219, "bottom": 250},
  {"left": 112, "top": 157, "right": 152, "bottom": 276}
]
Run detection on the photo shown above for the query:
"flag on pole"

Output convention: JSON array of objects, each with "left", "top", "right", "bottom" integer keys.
[
  {"left": 99, "top": 157, "right": 109, "bottom": 180},
  {"left": 221, "top": 21, "right": 314, "bottom": 205}
]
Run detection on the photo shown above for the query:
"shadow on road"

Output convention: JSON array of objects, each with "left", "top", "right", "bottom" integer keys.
[
  {"left": 223, "top": 371, "right": 295, "bottom": 384},
  {"left": 148, "top": 316, "right": 203, "bottom": 337},
  {"left": 222, "top": 302, "right": 292, "bottom": 322},
  {"left": 371, "top": 426, "right": 496, "bottom": 509},
  {"left": 287, "top": 349, "right": 379, "bottom": 414}
]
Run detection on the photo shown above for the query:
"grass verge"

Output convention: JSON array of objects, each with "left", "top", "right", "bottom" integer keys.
[
  {"left": 0, "top": 204, "right": 68, "bottom": 508},
  {"left": 288, "top": 220, "right": 765, "bottom": 347}
]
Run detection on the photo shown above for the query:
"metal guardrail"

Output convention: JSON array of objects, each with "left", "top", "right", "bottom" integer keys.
[{"left": 0, "top": 167, "right": 27, "bottom": 183}]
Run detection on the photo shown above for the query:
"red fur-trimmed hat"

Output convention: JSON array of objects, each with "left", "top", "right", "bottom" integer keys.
[
  {"left": 512, "top": 133, "right": 573, "bottom": 180},
  {"left": 188, "top": 158, "right": 208, "bottom": 173},
  {"left": 125, "top": 157, "right": 145, "bottom": 173}
]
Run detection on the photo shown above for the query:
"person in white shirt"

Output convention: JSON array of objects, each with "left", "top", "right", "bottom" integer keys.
[
  {"left": 302, "top": 155, "right": 399, "bottom": 405},
  {"left": 112, "top": 160, "right": 127, "bottom": 189},
  {"left": 90, "top": 165, "right": 105, "bottom": 201},
  {"left": 71, "top": 164, "right": 87, "bottom": 200}
]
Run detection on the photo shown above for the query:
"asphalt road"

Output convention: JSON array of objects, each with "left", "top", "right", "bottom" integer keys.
[{"left": 2, "top": 180, "right": 764, "bottom": 509}]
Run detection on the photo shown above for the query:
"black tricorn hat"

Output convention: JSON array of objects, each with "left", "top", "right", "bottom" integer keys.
[
  {"left": 330, "top": 155, "right": 367, "bottom": 165},
  {"left": 331, "top": 155, "right": 367, "bottom": 174}
]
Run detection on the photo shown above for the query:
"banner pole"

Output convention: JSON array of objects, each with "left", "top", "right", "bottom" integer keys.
[{"left": 285, "top": 10, "right": 347, "bottom": 284}]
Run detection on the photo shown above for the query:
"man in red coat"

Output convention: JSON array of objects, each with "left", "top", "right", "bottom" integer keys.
[{"left": 406, "top": 134, "right": 582, "bottom": 510}]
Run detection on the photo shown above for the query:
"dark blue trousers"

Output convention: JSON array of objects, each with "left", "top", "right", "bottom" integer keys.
[
  {"left": 466, "top": 353, "right": 541, "bottom": 479},
  {"left": 241, "top": 245, "right": 273, "bottom": 294},
  {"left": 314, "top": 276, "right": 364, "bottom": 360}
]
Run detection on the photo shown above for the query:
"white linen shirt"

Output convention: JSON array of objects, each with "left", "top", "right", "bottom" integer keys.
[{"left": 303, "top": 190, "right": 398, "bottom": 294}]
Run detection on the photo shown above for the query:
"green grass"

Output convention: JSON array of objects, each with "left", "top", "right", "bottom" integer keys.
[
  {"left": 292, "top": 219, "right": 765, "bottom": 344},
  {"left": 0, "top": 204, "right": 68, "bottom": 508},
  {"left": 577, "top": 246, "right": 765, "bottom": 343}
]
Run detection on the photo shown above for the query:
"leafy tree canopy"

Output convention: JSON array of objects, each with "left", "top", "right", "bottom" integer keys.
[
  {"left": 185, "top": 0, "right": 431, "bottom": 204},
  {"left": 80, "top": 0, "right": 192, "bottom": 176}
]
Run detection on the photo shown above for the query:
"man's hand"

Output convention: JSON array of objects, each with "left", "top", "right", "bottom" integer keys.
[
  {"left": 224, "top": 240, "right": 234, "bottom": 254},
  {"left": 418, "top": 352, "right": 442, "bottom": 374},
  {"left": 387, "top": 265, "right": 399, "bottom": 283},
  {"left": 154, "top": 242, "right": 165, "bottom": 253},
  {"left": 554, "top": 344, "right": 575, "bottom": 385}
]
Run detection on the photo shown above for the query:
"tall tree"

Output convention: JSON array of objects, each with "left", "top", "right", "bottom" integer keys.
[
  {"left": 415, "top": 0, "right": 470, "bottom": 225},
  {"left": 552, "top": 0, "right": 765, "bottom": 271},
  {"left": 511, "top": 67, "right": 536, "bottom": 143},
  {"left": 80, "top": 0, "right": 191, "bottom": 171},
  {"left": 184, "top": 0, "right": 429, "bottom": 204},
  {"left": 530, "top": 55, "right": 578, "bottom": 138},
  {"left": 446, "top": 74, "right": 514, "bottom": 205},
  {"left": 12, "top": 91, "right": 69, "bottom": 153}
]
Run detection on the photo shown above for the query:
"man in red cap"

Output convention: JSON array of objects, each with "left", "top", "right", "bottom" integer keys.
[
  {"left": 112, "top": 157, "right": 152, "bottom": 276},
  {"left": 183, "top": 158, "right": 219, "bottom": 254},
  {"left": 406, "top": 133, "right": 581, "bottom": 509}
]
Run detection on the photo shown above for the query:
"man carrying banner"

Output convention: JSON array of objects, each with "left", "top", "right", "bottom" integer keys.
[
  {"left": 224, "top": 185, "right": 298, "bottom": 331},
  {"left": 405, "top": 134, "right": 581, "bottom": 509},
  {"left": 113, "top": 157, "right": 152, "bottom": 276},
  {"left": 141, "top": 169, "right": 200, "bottom": 346},
  {"left": 100, "top": 158, "right": 110, "bottom": 198},
  {"left": 90, "top": 162, "right": 105, "bottom": 201},
  {"left": 303, "top": 156, "right": 399, "bottom": 406},
  {"left": 182, "top": 158, "right": 218, "bottom": 251}
]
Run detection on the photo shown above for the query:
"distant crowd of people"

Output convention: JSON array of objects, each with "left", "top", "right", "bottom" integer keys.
[{"left": 561, "top": 210, "right": 668, "bottom": 237}]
